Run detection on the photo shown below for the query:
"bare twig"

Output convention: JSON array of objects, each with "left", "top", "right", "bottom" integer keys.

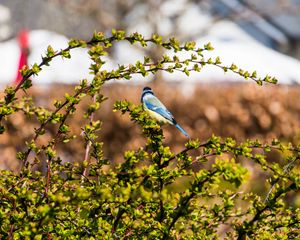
[
  {"left": 264, "top": 157, "right": 299, "bottom": 204},
  {"left": 45, "top": 155, "right": 53, "bottom": 199},
  {"left": 82, "top": 94, "right": 97, "bottom": 181},
  {"left": 8, "top": 198, "right": 16, "bottom": 240}
]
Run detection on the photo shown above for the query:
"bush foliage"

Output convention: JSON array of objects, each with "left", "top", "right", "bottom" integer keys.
[{"left": 0, "top": 30, "right": 299, "bottom": 239}]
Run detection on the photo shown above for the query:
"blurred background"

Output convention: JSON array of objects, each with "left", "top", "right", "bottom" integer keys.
[
  {"left": 0, "top": 1, "right": 300, "bottom": 207},
  {"left": 1, "top": 0, "right": 300, "bottom": 84}
]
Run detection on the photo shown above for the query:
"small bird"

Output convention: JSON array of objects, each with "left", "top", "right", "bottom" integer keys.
[{"left": 141, "top": 86, "right": 189, "bottom": 138}]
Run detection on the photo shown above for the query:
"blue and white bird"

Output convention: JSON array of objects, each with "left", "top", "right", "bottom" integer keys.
[{"left": 141, "top": 87, "right": 189, "bottom": 138}]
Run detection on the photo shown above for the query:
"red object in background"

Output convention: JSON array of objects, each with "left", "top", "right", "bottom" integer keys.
[{"left": 14, "top": 30, "right": 30, "bottom": 85}]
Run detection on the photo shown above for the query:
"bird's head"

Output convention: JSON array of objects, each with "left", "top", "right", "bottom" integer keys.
[
  {"left": 143, "top": 86, "right": 152, "bottom": 92},
  {"left": 141, "top": 86, "right": 154, "bottom": 102},
  {"left": 142, "top": 86, "right": 154, "bottom": 95}
]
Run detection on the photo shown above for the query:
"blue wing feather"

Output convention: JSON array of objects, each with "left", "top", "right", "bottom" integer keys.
[{"left": 144, "top": 98, "right": 174, "bottom": 123}]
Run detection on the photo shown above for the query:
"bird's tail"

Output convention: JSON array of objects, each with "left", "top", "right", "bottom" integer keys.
[{"left": 175, "top": 124, "right": 189, "bottom": 138}]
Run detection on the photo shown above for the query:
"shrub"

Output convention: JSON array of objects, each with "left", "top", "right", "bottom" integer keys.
[{"left": 0, "top": 30, "right": 299, "bottom": 239}]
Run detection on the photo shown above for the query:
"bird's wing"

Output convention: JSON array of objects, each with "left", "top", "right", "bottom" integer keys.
[{"left": 144, "top": 95, "right": 175, "bottom": 123}]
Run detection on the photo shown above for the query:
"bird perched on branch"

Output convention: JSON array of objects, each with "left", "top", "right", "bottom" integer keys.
[{"left": 141, "top": 86, "right": 189, "bottom": 138}]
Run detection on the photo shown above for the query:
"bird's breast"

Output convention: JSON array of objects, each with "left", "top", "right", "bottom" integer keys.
[{"left": 145, "top": 108, "right": 172, "bottom": 124}]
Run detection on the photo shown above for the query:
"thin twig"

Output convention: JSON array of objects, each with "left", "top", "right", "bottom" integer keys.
[
  {"left": 21, "top": 86, "right": 89, "bottom": 169},
  {"left": 45, "top": 156, "right": 52, "bottom": 199},
  {"left": 263, "top": 157, "right": 299, "bottom": 204},
  {"left": 8, "top": 198, "right": 16, "bottom": 240},
  {"left": 82, "top": 94, "right": 97, "bottom": 181}
]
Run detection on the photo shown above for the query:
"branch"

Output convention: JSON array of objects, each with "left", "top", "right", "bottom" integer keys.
[
  {"left": 237, "top": 182, "right": 297, "bottom": 239},
  {"left": 164, "top": 170, "right": 217, "bottom": 238},
  {"left": 264, "top": 157, "right": 299, "bottom": 204},
  {"left": 82, "top": 94, "right": 97, "bottom": 181}
]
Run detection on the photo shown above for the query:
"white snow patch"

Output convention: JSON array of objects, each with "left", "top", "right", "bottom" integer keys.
[{"left": 162, "top": 21, "right": 300, "bottom": 84}]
